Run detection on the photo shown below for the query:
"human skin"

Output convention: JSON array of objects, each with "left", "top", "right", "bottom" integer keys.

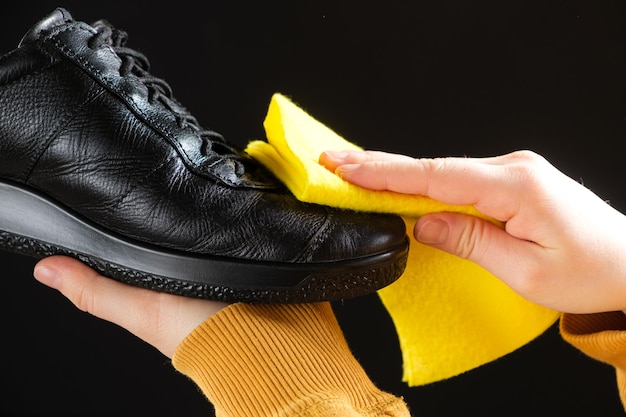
[
  {"left": 33, "top": 148, "right": 626, "bottom": 356},
  {"left": 33, "top": 256, "right": 228, "bottom": 358},
  {"left": 320, "top": 149, "right": 626, "bottom": 315}
]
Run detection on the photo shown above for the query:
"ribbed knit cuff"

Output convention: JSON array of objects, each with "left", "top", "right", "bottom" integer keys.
[
  {"left": 560, "top": 312, "right": 626, "bottom": 362},
  {"left": 172, "top": 302, "right": 409, "bottom": 417},
  {"left": 560, "top": 312, "right": 626, "bottom": 410}
]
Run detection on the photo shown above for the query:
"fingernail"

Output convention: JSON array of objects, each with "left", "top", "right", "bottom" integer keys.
[
  {"left": 34, "top": 265, "right": 61, "bottom": 289},
  {"left": 323, "top": 151, "right": 350, "bottom": 161},
  {"left": 416, "top": 218, "right": 449, "bottom": 245},
  {"left": 334, "top": 164, "right": 358, "bottom": 178}
]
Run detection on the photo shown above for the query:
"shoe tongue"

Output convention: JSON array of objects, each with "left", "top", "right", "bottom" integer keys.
[{"left": 18, "top": 7, "right": 74, "bottom": 47}]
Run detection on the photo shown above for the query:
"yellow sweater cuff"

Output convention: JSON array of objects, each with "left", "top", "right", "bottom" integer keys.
[
  {"left": 560, "top": 312, "right": 626, "bottom": 409},
  {"left": 172, "top": 302, "right": 410, "bottom": 417}
]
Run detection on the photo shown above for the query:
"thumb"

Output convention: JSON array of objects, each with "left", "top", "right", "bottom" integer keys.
[
  {"left": 413, "top": 213, "right": 533, "bottom": 286},
  {"left": 33, "top": 256, "right": 229, "bottom": 358},
  {"left": 33, "top": 255, "right": 158, "bottom": 332}
]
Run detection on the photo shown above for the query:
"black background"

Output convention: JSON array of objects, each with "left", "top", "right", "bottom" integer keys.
[{"left": 2, "top": 1, "right": 626, "bottom": 416}]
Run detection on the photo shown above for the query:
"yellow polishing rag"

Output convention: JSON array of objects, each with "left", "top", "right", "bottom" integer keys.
[{"left": 246, "top": 93, "right": 560, "bottom": 386}]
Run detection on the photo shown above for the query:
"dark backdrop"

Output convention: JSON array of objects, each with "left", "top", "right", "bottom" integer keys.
[{"left": 2, "top": 1, "right": 625, "bottom": 416}]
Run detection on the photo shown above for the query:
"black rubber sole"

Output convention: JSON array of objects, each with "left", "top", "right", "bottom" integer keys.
[{"left": 0, "top": 181, "right": 409, "bottom": 303}]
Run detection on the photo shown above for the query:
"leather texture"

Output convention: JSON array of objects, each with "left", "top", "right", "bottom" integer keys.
[{"left": 0, "top": 8, "right": 407, "bottom": 265}]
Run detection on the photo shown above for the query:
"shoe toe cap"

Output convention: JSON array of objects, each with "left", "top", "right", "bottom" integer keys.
[{"left": 310, "top": 210, "right": 409, "bottom": 262}]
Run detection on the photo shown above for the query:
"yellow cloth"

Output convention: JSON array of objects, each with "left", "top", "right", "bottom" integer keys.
[{"left": 245, "top": 93, "right": 560, "bottom": 386}]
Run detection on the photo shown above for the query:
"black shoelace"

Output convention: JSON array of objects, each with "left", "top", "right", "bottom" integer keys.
[{"left": 88, "top": 20, "right": 244, "bottom": 159}]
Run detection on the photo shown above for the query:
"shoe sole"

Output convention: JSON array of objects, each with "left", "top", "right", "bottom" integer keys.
[{"left": 0, "top": 181, "right": 409, "bottom": 303}]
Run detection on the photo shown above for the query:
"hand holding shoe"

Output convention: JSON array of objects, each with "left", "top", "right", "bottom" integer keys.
[
  {"left": 33, "top": 256, "right": 228, "bottom": 358},
  {"left": 321, "top": 149, "right": 626, "bottom": 314}
]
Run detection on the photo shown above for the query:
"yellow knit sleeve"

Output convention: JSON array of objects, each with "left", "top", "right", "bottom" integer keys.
[
  {"left": 560, "top": 311, "right": 626, "bottom": 410},
  {"left": 172, "top": 302, "right": 411, "bottom": 417}
]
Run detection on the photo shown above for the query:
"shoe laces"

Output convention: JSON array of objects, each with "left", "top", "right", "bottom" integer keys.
[{"left": 88, "top": 20, "right": 243, "bottom": 160}]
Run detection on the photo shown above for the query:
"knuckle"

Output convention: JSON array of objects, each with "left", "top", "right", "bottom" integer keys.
[
  {"left": 424, "top": 157, "right": 450, "bottom": 173},
  {"left": 505, "top": 151, "right": 549, "bottom": 191},
  {"left": 507, "top": 149, "right": 542, "bottom": 162},
  {"left": 73, "top": 285, "right": 95, "bottom": 314},
  {"left": 452, "top": 218, "right": 487, "bottom": 261},
  {"left": 420, "top": 157, "right": 450, "bottom": 194}
]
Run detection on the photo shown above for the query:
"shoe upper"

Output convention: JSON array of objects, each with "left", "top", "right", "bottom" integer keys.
[{"left": 0, "top": 8, "right": 407, "bottom": 263}]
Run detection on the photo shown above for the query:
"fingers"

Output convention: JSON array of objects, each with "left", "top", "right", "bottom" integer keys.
[
  {"left": 321, "top": 150, "right": 492, "bottom": 199},
  {"left": 320, "top": 150, "right": 422, "bottom": 193},
  {"left": 320, "top": 149, "right": 550, "bottom": 222},
  {"left": 319, "top": 150, "right": 415, "bottom": 172},
  {"left": 323, "top": 149, "right": 626, "bottom": 313},
  {"left": 34, "top": 256, "right": 228, "bottom": 357}
]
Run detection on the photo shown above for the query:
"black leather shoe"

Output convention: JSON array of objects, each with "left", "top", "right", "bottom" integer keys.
[{"left": 0, "top": 8, "right": 408, "bottom": 303}]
